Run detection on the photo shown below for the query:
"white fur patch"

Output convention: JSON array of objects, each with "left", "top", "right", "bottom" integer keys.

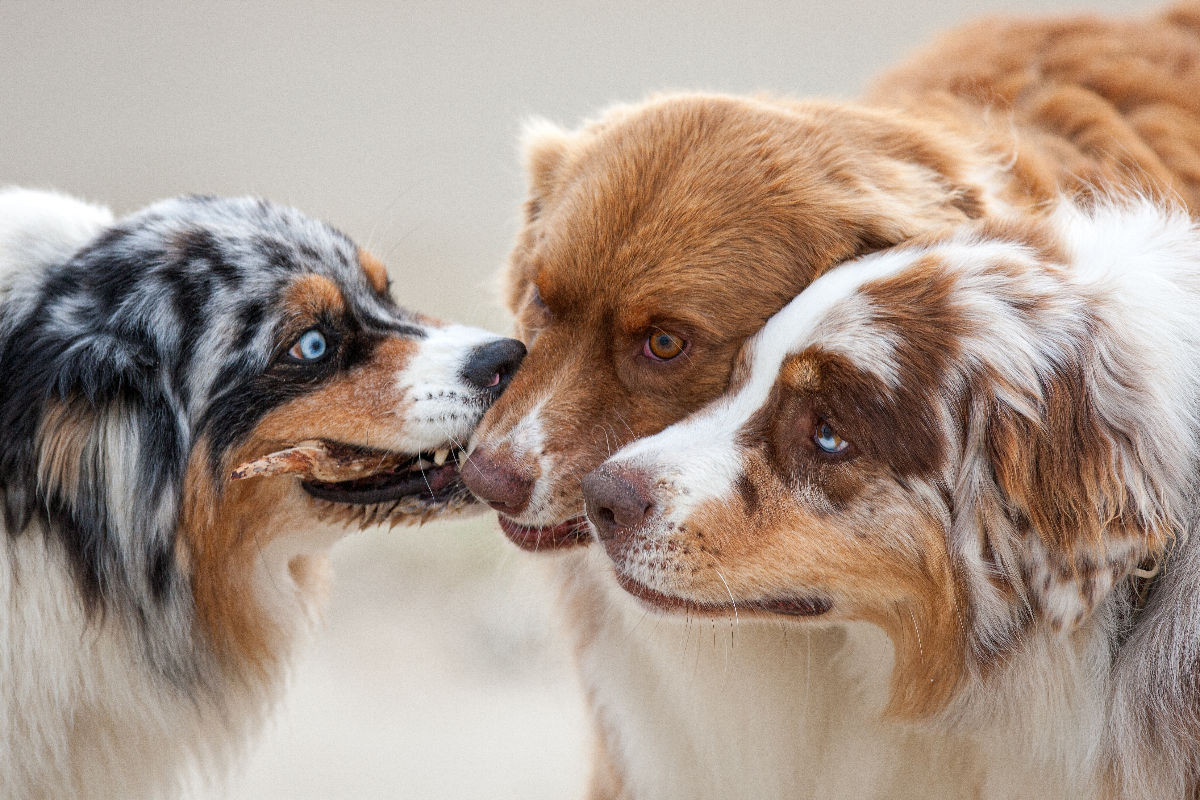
[{"left": 399, "top": 323, "right": 511, "bottom": 452}]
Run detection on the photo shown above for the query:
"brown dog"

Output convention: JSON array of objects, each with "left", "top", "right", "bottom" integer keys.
[{"left": 464, "top": 5, "right": 1200, "bottom": 798}]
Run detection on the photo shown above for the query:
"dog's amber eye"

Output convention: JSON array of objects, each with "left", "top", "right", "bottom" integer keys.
[
  {"left": 287, "top": 328, "right": 329, "bottom": 362},
  {"left": 813, "top": 420, "right": 849, "bottom": 454},
  {"left": 644, "top": 331, "right": 687, "bottom": 361}
]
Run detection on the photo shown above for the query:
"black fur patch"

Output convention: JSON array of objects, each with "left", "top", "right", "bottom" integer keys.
[{"left": 0, "top": 194, "right": 423, "bottom": 631}]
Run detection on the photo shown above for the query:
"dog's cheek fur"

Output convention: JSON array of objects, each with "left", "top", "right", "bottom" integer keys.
[
  {"left": 249, "top": 337, "right": 418, "bottom": 448},
  {"left": 180, "top": 437, "right": 314, "bottom": 676},
  {"left": 12, "top": 350, "right": 191, "bottom": 617},
  {"left": 180, "top": 338, "right": 421, "bottom": 672},
  {"left": 679, "top": 471, "right": 965, "bottom": 717}
]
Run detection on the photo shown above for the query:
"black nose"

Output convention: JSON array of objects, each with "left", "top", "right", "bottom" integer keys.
[
  {"left": 462, "top": 338, "right": 526, "bottom": 396},
  {"left": 582, "top": 464, "right": 656, "bottom": 544}
]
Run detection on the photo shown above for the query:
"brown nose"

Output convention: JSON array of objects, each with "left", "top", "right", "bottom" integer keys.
[
  {"left": 582, "top": 464, "right": 656, "bottom": 542},
  {"left": 462, "top": 446, "right": 534, "bottom": 515}
]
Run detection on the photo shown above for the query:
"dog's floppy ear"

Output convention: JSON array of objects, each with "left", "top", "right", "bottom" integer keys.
[
  {"left": 981, "top": 347, "right": 1173, "bottom": 631},
  {"left": 801, "top": 105, "right": 987, "bottom": 256},
  {"left": 519, "top": 117, "right": 573, "bottom": 222},
  {"left": 835, "top": 160, "right": 986, "bottom": 257},
  {"left": 0, "top": 317, "right": 188, "bottom": 607}
]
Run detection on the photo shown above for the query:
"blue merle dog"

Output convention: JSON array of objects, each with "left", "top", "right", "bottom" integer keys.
[{"left": 0, "top": 188, "right": 523, "bottom": 798}]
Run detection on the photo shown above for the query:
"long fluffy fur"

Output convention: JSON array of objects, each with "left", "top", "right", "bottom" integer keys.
[
  {"left": 588, "top": 199, "right": 1200, "bottom": 799},
  {"left": 464, "top": 5, "right": 1200, "bottom": 798},
  {"left": 0, "top": 188, "right": 512, "bottom": 798}
]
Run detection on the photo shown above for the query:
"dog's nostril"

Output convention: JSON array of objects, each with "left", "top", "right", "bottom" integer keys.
[
  {"left": 583, "top": 465, "right": 655, "bottom": 541},
  {"left": 596, "top": 505, "right": 617, "bottom": 530},
  {"left": 463, "top": 338, "right": 526, "bottom": 394}
]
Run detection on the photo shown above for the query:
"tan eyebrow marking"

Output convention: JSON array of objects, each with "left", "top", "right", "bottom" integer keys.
[
  {"left": 781, "top": 352, "right": 822, "bottom": 390},
  {"left": 285, "top": 273, "right": 345, "bottom": 317}
]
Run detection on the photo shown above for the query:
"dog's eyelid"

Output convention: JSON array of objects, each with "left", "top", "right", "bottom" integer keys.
[
  {"left": 620, "top": 312, "right": 707, "bottom": 348},
  {"left": 642, "top": 329, "right": 689, "bottom": 362}
]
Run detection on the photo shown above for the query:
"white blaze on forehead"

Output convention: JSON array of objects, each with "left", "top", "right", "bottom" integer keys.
[
  {"left": 510, "top": 399, "right": 561, "bottom": 518},
  {"left": 399, "top": 322, "right": 507, "bottom": 452},
  {"left": 812, "top": 291, "right": 902, "bottom": 389},
  {"left": 611, "top": 248, "right": 923, "bottom": 508},
  {"left": 732, "top": 247, "right": 926, "bottom": 420},
  {"left": 402, "top": 323, "right": 499, "bottom": 388}
]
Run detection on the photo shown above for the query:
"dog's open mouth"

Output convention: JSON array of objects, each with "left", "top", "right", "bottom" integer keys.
[
  {"left": 230, "top": 440, "right": 476, "bottom": 526},
  {"left": 299, "top": 447, "right": 466, "bottom": 506},
  {"left": 614, "top": 572, "right": 831, "bottom": 619}
]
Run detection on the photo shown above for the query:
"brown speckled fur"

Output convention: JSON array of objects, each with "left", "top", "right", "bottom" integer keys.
[{"left": 473, "top": 5, "right": 1200, "bottom": 798}]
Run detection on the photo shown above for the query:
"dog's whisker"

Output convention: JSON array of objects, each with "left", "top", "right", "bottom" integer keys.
[
  {"left": 612, "top": 408, "right": 637, "bottom": 441},
  {"left": 714, "top": 568, "right": 739, "bottom": 639}
]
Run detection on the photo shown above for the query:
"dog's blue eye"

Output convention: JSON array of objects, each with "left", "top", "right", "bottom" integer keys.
[
  {"left": 288, "top": 329, "right": 328, "bottom": 362},
  {"left": 814, "top": 421, "right": 849, "bottom": 454}
]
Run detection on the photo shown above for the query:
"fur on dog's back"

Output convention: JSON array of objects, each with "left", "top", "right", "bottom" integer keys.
[{"left": 870, "top": 3, "right": 1200, "bottom": 210}]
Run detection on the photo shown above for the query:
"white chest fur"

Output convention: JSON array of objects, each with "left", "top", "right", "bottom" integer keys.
[{"left": 555, "top": 550, "right": 1110, "bottom": 800}]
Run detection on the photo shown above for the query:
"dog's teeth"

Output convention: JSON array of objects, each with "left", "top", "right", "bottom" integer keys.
[
  {"left": 409, "top": 459, "right": 433, "bottom": 471},
  {"left": 433, "top": 448, "right": 449, "bottom": 466}
]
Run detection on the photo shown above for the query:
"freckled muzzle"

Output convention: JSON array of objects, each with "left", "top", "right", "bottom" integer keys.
[{"left": 582, "top": 460, "right": 833, "bottom": 619}]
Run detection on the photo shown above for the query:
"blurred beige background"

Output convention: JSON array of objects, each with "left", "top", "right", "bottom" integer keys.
[{"left": 0, "top": 1, "right": 1147, "bottom": 797}]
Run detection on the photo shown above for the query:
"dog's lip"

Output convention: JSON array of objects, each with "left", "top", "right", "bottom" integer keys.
[
  {"left": 301, "top": 461, "right": 464, "bottom": 506},
  {"left": 496, "top": 514, "right": 591, "bottom": 551},
  {"left": 613, "top": 571, "right": 831, "bottom": 618}
]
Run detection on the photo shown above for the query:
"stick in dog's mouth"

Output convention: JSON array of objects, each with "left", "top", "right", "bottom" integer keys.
[{"left": 230, "top": 440, "right": 475, "bottom": 526}]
